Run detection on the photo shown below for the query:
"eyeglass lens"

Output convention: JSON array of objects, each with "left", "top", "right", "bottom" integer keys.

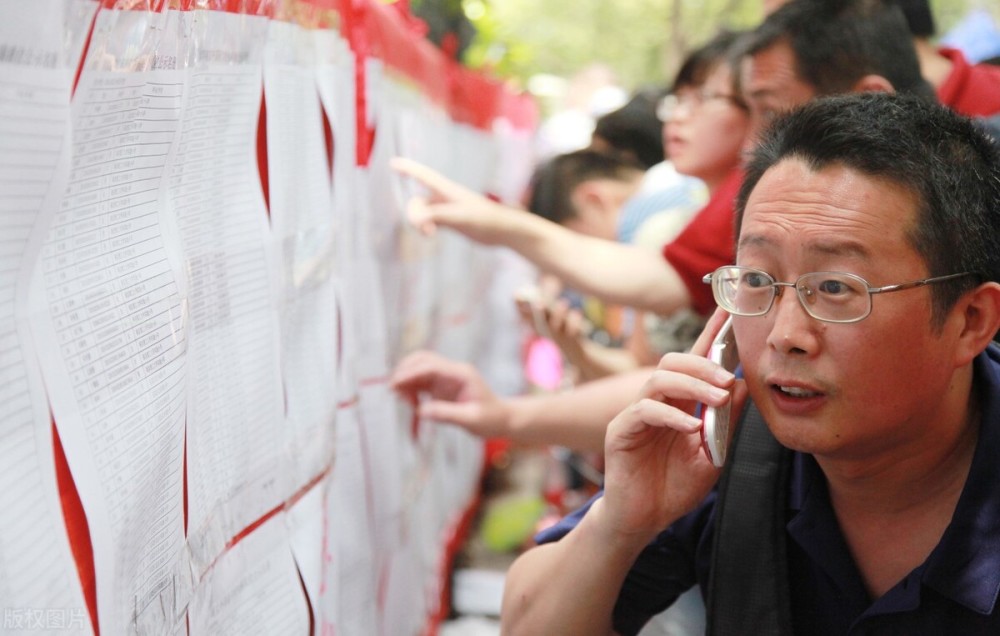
[{"left": 717, "top": 267, "right": 872, "bottom": 322}]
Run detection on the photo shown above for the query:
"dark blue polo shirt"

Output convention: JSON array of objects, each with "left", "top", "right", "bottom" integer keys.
[{"left": 536, "top": 345, "right": 1000, "bottom": 635}]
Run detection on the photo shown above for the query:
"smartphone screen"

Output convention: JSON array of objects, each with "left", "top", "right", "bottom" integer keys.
[{"left": 702, "top": 316, "right": 739, "bottom": 467}]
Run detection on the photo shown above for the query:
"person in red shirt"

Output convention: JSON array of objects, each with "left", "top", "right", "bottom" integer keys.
[
  {"left": 891, "top": 0, "right": 1000, "bottom": 117},
  {"left": 393, "top": 30, "right": 751, "bottom": 324}
]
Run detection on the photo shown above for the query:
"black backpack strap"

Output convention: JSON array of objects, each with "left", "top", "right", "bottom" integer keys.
[{"left": 705, "top": 401, "right": 794, "bottom": 636}]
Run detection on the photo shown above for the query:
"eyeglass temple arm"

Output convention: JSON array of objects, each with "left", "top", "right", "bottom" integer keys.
[{"left": 868, "top": 272, "right": 974, "bottom": 295}]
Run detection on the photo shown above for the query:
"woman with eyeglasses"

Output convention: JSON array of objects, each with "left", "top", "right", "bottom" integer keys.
[
  {"left": 511, "top": 31, "right": 757, "bottom": 389},
  {"left": 602, "top": 29, "right": 757, "bottom": 374},
  {"left": 393, "top": 29, "right": 754, "bottom": 328}
]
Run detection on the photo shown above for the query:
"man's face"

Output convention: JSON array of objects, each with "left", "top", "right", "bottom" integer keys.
[
  {"left": 740, "top": 40, "right": 817, "bottom": 141},
  {"left": 733, "top": 158, "right": 962, "bottom": 460}
]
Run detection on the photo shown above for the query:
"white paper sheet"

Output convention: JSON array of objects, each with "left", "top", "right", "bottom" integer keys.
[
  {"left": 327, "top": 397, "right": 377, "bottom": 635},
  {"left": 346, "top": 214, "right": 390, "bottom": 381},
  {"left": 313, "top": 28, "right": 355, "bottom": 205},
  {"left": 354, "top": 380, "right": 406, "bottom": 636},
  {"left": 174, "top": 11, "right": 291, "bottom": 572},
  {"left": 0, "top": 1, "right": 97, "bottom": 633},
  {"left": 263, "top": 20, "right": 337, "bottom": 488},
  {"left": 314, "top": 29, "right": 359, "bottom": 405},
  {"left": 25, "top": 7, "right": 191, "bottom": 634},
  {"left": 342, "top": 57, "right": 397, "bottom": 381},
  {"left": 365, "top": 78, "right": 443, "bottom": 358},
  {"left": 286, "top": 474, "right": 331, "bottom": 633},
  {"left": 187, "top": 512, "right": 310, "bottom": 636}
]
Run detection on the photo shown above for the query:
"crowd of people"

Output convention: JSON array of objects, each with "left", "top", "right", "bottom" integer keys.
[{"left": 394, "top": 0, "right": 1000, "bottom": 633}]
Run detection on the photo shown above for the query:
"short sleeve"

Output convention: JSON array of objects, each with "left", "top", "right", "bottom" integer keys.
[{"left": 661, "top": 169, "right": 743, "bottom": 316}]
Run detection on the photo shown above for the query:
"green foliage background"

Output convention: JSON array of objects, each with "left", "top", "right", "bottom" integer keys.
[
  {"left": 415, "top": 0, "right": 999, "bottom": 93},
  {"left": 462, "top": 0, "right": 762, "bottom": 89}
]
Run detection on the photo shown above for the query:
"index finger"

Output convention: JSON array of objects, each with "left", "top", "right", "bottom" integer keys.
[
  {"left": 390, "top": 350, "right": 448, "bottom": 389},
  {"left": 689, "top": 307, "right": 731, "bottom": 359},
  {"left": 391, "top": 157, "right": 468, "bottom": 199}
]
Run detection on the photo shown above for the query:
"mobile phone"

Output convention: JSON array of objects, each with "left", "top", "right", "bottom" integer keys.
[
  {"left": 513, "top": 285, "right": 553, "bottom": 340},
  {"left": 513, "top": 284, "right": 542, "bottom": 305},
  {"left": 702, "top": 316, "right": 739, "bottom": 467}
]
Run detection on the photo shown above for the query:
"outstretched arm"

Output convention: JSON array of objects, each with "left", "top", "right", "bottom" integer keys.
[
  {"left": 393, "top": 158, "right": 693, "bottom": 316},
  {"left": 500, "top": 310, "right": 744, "bottom": 635},
  {"left": 390, "top": 349, "right": 654, "bottom": 453}
]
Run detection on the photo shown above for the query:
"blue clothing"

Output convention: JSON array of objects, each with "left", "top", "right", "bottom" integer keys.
[
  {"left": 536, "top": 345, "right": 1000, "bottom": 635},
  {"left": 615, "top": 172, "right": 707, "bottom": 357},
  {"left": 616, "top": 175, "right": 704, "bottom": 245}
]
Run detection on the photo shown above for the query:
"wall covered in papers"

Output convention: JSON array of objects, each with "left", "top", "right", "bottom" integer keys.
[{"left": 0, "top": 0, "right": 537, "bottom": 633}]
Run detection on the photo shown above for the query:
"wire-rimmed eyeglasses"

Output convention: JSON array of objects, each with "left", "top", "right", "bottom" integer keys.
[
  {"left": 702, "top": 266, "right": 976, "bottom": 324},
  {"left": 656, "top": 89, "right": 748, "bottom": 122}
]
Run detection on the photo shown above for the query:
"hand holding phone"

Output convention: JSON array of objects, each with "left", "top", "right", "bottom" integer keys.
[
  {"left": 702, "top": 316, "right": 739, "bottom": 467},
  {"left": 514, "top": 285, "right": 554, "bottom": 341}
]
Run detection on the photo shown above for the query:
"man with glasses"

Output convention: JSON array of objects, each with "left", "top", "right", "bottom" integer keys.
[
  {"left": 704, "top": 267, "right": 973, "bottom": 325},
  {"left": 393, "top": 1, "right": 937, "bottom": 456},
  {"left": 502, "top": 93, "right": 1000, "bottom": 634}
]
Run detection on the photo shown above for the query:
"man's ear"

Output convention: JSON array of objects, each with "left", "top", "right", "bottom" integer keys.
[
  {"left": 950, "top": 282, "right": 1000, "bottom": 365},
  {"left": 570, "top": 181, "right": 607, "bottom": 212},
  {"left": 852, "top": 74, "right": 895, "bottom": 95}
]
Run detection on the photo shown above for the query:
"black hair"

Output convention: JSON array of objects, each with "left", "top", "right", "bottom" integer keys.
[
  {"left": 736, "top": 92, "right": 1000, "bottom": 327},
  {"left": 887, "top": 0, "right": 935, "bottom": 38},
  {"left": 593, "top": 87, "right": 667, "bottom": 169},
  {"left": 592, "top": 30, "right": 751, "bottom": 170},
  {"left": 747, "top": 0, "right": 933, "bottom": 100},
  {"left": 671, "top": 29, "right": 750, "bottom": 95},
  {"left": 526, "top": 149, "right": 645, "bottom": 225}
]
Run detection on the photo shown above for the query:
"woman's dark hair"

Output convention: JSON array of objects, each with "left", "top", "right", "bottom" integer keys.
[{"left": 671, "top": 29, "right": 749, "bottom": 94}]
